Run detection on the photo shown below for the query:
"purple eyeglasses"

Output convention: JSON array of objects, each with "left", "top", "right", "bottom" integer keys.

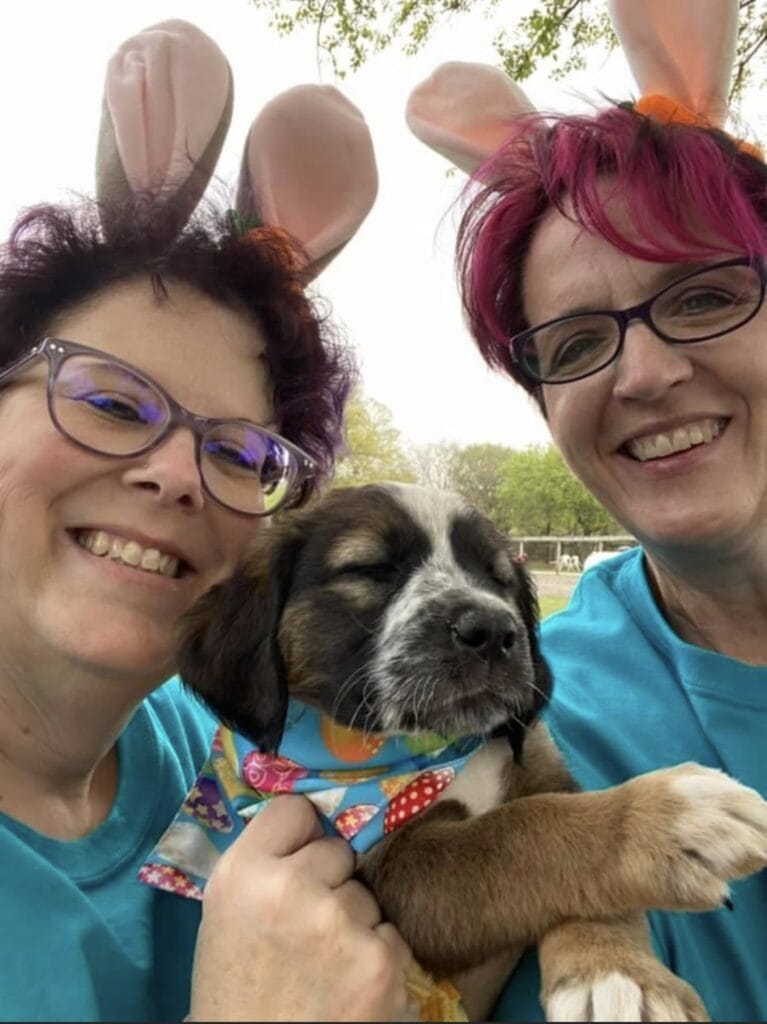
[{"left": 0, "top": 337, "right": 316, "bottom": 515}]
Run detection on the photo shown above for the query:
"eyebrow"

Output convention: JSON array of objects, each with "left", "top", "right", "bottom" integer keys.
[{"left": 552, "top": 261, "right": 721, "bottom": 320}]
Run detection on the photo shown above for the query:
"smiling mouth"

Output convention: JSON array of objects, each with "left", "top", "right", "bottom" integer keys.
[
  {"left": 623, "top": 417, "right": 729, "bottom": 462},
  {"left": 71, "top": 528, "right": 189, "bottom": 578}
]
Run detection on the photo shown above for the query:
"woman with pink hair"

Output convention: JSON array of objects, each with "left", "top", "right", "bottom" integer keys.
[{"left": 409, "top": 1, "right": 767, "bottom": 1019}]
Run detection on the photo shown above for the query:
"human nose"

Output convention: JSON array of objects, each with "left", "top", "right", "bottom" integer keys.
[
  {"left": 122, "top": 427, "right": 205, "bottom": 512},
  {"left": 611, "top": 320, "right": 694, "bottom": 401}
]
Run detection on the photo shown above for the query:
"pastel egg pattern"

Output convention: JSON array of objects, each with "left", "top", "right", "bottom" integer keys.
[
  {"left": 333, "top": 803, "right": 379, "bottom": 839},
  {"left": 383, "top": 767, "right": 456, "bottom": 835},
  {"left": 137, "top": 864, "right": 203, "bottom": 901},
  {"left": 242, "top": 751, "right": 309, "bottom": 793},
  {"left": 181, "top": 776, "right": 234, "bottom": 832}
]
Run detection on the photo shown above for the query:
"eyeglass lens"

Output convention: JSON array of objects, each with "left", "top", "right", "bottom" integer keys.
[
  {"left": 51, "top": 353, "right": 297, "bottom": 514},
  {"left": 521, "top": 262, "right": 762, "bottom": 383}
]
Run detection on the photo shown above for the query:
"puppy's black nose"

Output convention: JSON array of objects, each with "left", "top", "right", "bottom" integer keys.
[{"left": 450, "top": 607, "right": 516, "bottom": 660}]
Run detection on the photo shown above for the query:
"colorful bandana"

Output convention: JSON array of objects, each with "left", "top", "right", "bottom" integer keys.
[{"left": 140, "top": 699, "right": 485, "bottom": 1021}]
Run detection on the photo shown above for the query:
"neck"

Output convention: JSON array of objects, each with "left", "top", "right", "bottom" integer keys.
[
  {"left": 644, "top": 547, "right": 767, "bottom": 664},
  {"left": 0, "top": 650, "right": 150, "bottom": 838}
]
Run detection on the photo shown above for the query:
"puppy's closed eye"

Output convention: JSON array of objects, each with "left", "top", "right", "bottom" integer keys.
[{"left": 334, "top": 561, "right": 398, "bottom": 583}]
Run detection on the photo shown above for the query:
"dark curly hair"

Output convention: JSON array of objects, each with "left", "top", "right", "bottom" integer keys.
[{"left": 0, "top": 197, "right": 357, "bottom": 492}]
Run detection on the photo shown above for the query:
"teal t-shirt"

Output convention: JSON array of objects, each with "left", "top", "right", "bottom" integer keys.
[
  {"left": 0, "top": 677, "right": 216, "bottom": 1022},
  {"left": 492, "top": 548, "right": 767, "bottom": 1023}
]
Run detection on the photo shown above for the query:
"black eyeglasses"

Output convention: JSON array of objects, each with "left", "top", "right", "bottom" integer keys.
[
  {"left": 0, "top": 337, "right": 316, "bottom": 516},
  {"left": 510, "top": 256, "right": 767, "bottom": 385}
]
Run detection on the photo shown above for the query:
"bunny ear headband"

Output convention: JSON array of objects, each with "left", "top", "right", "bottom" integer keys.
[
  {"left": 405, "top": 0, "right": 762, "bottom": 176},
  {"left": 96, "top": 18, "right": 378, "bottom": 282}
]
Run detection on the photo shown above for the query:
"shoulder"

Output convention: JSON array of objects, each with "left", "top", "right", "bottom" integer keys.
[
  {"left": 541, "top": 546, "right": 645, "bottom": 651},
  {"left": 537, "top": 547, "right": 680, "bottom": 786}
]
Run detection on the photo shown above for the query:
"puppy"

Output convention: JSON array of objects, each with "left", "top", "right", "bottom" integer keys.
[{"left": 179, "top": 482, "right": 767, "bottom": 1021}]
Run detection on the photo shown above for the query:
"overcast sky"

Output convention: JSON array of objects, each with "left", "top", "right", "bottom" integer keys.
[{"left": 2, "top": 0, "right": 763, "bottom": 449}]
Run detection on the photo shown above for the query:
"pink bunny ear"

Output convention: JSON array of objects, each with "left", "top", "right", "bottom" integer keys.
[
  {"left": 236, "top": 84, "right": 378, "bottom": 281},
  {"left": 608, "top": 0, "right": 737, "bottom": 128},
  {"left": 96, "top": 19, "right": 233, "bottom": 237},
  {"left": 406, "top": 61, "right": 536, "bottom": 175}
]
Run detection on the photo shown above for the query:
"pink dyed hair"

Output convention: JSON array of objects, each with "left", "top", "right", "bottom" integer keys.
[{"left": 457, "top": 104, "right": 767, "bottom": 400}]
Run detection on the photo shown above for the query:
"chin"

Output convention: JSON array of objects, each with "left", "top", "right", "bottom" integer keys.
[
  {"left": 50, "top": 613, "right": 176, "bottom": 688},
  {"left": 632, "top": 510, "right": 758, "bottom": 555}
]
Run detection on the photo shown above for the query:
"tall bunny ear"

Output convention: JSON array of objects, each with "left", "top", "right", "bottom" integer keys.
[
  {"left": 406, "top": 61, "right": 536, "bottom": 176},
  {"left": 235, "top": 84, "right": 378, "bottom": 281},
  {"left": 96, "top": 19, "right": 234, "bottom": 238},
  {"left": 608, "top": 0, "right": 737, "bottom": 129}
]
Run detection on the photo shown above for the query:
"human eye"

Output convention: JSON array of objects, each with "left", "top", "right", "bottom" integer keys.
[
  {"left": 56, "top": 359, "right": 164, "bottom": 426},
  {"left": 661, "top": 265, "right": 759, "bottom": 324},
  {"left": 204, "top": 437, "right": 262, "bottom": 475},
  {"left": 536, "top": 318, "right": 614, "bottom": 378},
  {"left": 81, "top": 392, "right": 146, "bottom": 422},
  {"left": 554, "top": 333, "right": 602, "bottom": 368},
  {"left": 668, "top": 286, "right": 738, "bottom": 316},
  {"left": 203, "top": 430, "right": 291, "bottom": 496}
]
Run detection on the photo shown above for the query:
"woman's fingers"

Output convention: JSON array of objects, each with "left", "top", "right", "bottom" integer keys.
[
  {"left": 236, "top": 793, "right": 324, "bottom": 857},
  {"left": 190, "top": 793, "right": 412, "bottom": 1021}
]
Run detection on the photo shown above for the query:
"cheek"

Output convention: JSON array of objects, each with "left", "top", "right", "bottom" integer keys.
[
  {"left": 0, "top": 426, "right": 84, "bottom": 518},
  {"left": 0, "top": 392, "right": 68, "bottom": 478},
  {"left": 212, "top": 516, "right": 269, "bottom": 580},
  {"left": 545, "top": 384, "right": 603, "bottom": 456},
  {"left": 543, "top": 396, "right": 582, "bottom": 464}
]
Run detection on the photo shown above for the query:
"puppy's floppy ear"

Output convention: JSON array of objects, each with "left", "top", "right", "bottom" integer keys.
[
  {"left": 514, "top": 559, "right": 552, "bottom": 711},
  {"left": 178, "top": 521, "right": 306, "bottom": 752},
  {"left": 498, "top": 559, "right": 552, "bottom": 761}
]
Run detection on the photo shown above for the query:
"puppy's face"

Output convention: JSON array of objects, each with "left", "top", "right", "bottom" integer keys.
[{"left": 179, "top": 483, "right": 550, "bottom": 751}]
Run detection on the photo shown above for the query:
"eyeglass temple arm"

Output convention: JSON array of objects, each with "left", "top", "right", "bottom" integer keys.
[{"left": 0, "top": 348, "right": 45, "bottom": 388}]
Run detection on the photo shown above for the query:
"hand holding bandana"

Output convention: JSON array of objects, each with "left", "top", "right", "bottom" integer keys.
[{"left": 141, "top": 699, "right": 485, "bottom": 1021}]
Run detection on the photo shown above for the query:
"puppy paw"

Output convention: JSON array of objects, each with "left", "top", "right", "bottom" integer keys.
[
  {"left": 544, "top": 963, "right": 708, "bottom": 1022},
  {"left": 621, "top": 762, "right": 767, "bottom": 911}
]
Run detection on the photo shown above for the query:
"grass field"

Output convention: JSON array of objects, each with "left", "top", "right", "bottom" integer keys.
[{"left": 539, "top": 594, "right": 569, "bottom": 619}]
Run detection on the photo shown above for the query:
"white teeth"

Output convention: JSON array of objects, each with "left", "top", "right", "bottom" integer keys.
[
  {"left": 140, "top": 548, "right": 161, "bottom": 572},
  {"left": 158, "top": 553, "right": 178, "bottom": 577},
  {"left": 76, "top": 530, "right": 181, "bottom": 577},
  {"left": 688, "top": 425, "right": 704, "bottom": 445},
  {"left": 653, "top": 435, "right": 673, "bottom": 458},
  {"left": 627, "top": 418, "right": 723, "bottom": 462},
  {"left": 91, "top": 530, "right": 110, "bottom": 556},
  {"left": 121, "top": 541, "right": 143, "bottom": 567},
  {"left": 671, "top": 428, "right": 692, "bottom": 453}
]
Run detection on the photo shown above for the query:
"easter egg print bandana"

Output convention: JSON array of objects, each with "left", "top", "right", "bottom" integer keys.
[{"left": 140, "top": 699, "right": 484, "bottom": 1021}]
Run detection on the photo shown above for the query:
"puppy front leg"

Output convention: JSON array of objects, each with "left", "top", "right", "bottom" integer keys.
[
  {"left": 358, "top": 763, "right": 767, "bottom": 976},
  {"left": 538, "top": 914, "right": 708, "bottom": 1022}
]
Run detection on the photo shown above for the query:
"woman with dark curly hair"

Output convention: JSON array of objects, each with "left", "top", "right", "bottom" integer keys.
[{"left": 0, "top": 19, "right": 412, "bottom": 1024}]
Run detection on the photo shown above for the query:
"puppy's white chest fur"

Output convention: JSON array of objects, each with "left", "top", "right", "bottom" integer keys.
[{"left": 435, "top": 737, "right": 511, "bottom": 817}]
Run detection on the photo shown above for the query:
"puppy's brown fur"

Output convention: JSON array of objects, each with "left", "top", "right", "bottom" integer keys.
[{"left": 180, "top": 483, "right": 767, "bottom": 1020}]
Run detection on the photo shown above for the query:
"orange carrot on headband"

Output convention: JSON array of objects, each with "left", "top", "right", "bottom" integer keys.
[{"left": 634, "top": 93, "right": 763, "bottom": 160}]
